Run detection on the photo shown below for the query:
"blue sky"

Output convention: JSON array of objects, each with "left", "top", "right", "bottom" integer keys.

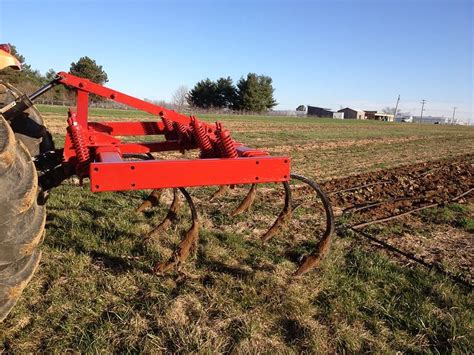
[{"left": 0, "top": 0, "right": 472, "bottom": 121}]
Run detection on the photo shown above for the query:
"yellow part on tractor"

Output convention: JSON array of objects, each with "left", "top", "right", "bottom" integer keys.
[{"left": 0, "top": 44, "right": 21, "bottom": 71}]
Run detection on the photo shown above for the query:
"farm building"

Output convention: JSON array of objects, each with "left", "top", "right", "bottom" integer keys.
[
  {"left": 364, "top": 110, "right": 377, "bottom": 120},
  {"left": 307, "top": 106, "right": 333, "bottom": 117},
  {"left": 337, "top": 107, "right": 365, "bottom": 119},
  {"left": 374, "top": 112, "right": 394, "bottom": 121},
  {"left": 364, "top": 111, "right": 394, "bottom": 121}
]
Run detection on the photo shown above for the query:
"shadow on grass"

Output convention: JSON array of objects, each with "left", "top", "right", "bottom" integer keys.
[
  {"left": 45, "top": 223, "right": 151, "bottom": 275},
  {"left": 88, "top": 250, "right": 149, "bottom": 274},
  {"left": 280, "top": 317, "right": 311, "bottom": 347},
  {"left": 198, "top": 258, "right": 255, "bottom": 279},
  {"left": 284, "top": 240, "right": 318, "bottom": 263}
]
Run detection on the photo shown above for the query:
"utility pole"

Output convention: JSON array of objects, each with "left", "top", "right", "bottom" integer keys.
[
  {"left": 451, "top": 107, "right": 457, "bottom": 125},
  {"left": 419, "top": 100, "right": 426, "bottom": 123},
  {"left": 394, "top": 94, "right": 400, "bottom": 121}
]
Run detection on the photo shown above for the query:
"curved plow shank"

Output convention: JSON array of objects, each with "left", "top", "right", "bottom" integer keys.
[
  {"left": 262, "top": 182, "right": 292, "bottom": 242},
  {"left": 210, "top": 185, "right": 230, "bottom": 201},
  {"left": 154, "top": 187, "right": 199, "bottom": 274},
  {"left": 290, "top": 174, "right": 335, "bottom": 276},
  {"left": 134, "top": 154, "right": 160, "bottom": 212},
  {"left": 230, "top": 184, "right": 257, "bottom": 216},
  {"left": 136, "top": 189, "right": 163, "bottom": 212},
  {"left": 145, "top": 189, "right": 180, "bottom": 240}
]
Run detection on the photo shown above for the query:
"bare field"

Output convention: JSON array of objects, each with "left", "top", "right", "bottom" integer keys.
[
  {"left": 38, "top": 104, "right": 473, "bottom": 179},
  {"left": 1, "top": 105, "right": 473, "bottom": 353}
]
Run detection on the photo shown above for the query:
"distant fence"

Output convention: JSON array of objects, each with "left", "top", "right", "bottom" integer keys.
[
  {"left": 35, "top": 99, "right": 134, "bottom": 110},
  {"left": 266, "top": 110, "right": 307, "bottom": 117},
  {"left": 35, "top": 100, "right": 310, "bottom": 117}
]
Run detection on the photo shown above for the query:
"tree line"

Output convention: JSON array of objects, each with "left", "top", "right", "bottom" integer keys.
[{"left": 187, "top": 74, "right": 277, "bottom": 112}]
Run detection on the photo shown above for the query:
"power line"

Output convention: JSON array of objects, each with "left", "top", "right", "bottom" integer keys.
[
  {"left": 451, "top": 107, "right": 457, "bottom": 124},
  {"left": 419, "top": 99, "right": 426, "bottom": 123},
  {"left": 394, "top": 94, "right": 400, "bottom": 120}
]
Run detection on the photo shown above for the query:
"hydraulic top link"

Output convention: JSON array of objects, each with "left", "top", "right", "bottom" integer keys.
[{"left": 0, "top": 77, "right": 59, "bottom": 121}]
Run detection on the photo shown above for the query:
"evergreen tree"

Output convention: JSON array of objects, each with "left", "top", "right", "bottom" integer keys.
[
  {"left": 44, "top": 69, "right": 57, "bottom": 81},
  {"left": 187, "top": 79, "right": 217, "bottom": 109},
  {"left": 69, "top": 57, "right": 108, "bottom": 102},
  {"left": 215, "top": 77, "right": 237, "bottom": 109},
  {"left": 236, "top": 73, "right": 277, "bottom": 112},
  {"left": 188, "top": 73, "right": 276, "bottom": 111},
  {"left": 69, "top": 56, "right": 108, "bottom": 85}
]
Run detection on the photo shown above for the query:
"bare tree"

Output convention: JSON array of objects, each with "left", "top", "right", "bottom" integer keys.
[
  {"left": 144, "top": 98, "right": 170, "bottom": 107},
  {"left": 383, "top": 106, "right": 410, "bottom": 117},
  {"left": 172, "top": 85, "right": 189, "bottom": 111},
  {"left": 382, "top": 107, "right": 397, "bottom": 115}
]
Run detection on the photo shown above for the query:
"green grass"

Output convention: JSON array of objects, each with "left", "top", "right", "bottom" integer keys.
[
  {"left": 4, "top": 183, "right": 472, "bottom": 353},
  {"left": 1, "top": 106, "right": 473, "bottom": 352},
  {"left": 421, "top": 203, "right": 474, "bottom": 233}
]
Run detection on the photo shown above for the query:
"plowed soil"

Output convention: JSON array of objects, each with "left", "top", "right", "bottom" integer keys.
[
  {"left": 322, "top": 153, "right": 473, "bottom": 220},
  {"left": 320, "top": 153, "right": 473, "bottom": 284}
]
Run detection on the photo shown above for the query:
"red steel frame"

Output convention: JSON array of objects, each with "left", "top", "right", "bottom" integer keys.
[{"left": 56, "top": 72, "right": 291, "bottom": 192}]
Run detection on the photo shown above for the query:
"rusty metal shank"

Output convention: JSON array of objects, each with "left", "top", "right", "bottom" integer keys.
[
  {"left": 291, "top": 174, "right": 335, "bottom": 276},
  {"left": 136, "top": 189, "right": 163, "bottom": 212},
  {"left": 261, "top": 182, "right": 292, "bottom": 242},
  {"left": 210, "top": 185, "right": 230, "bottom": 201},
  {"left": 145, "top": 189, "right": 180, "bottom": 240},
  {"left": 154, "top": 187, "right": 199, "bottom": 274},
  {"left": 230, "top": 184, "right": 257, "bottom": 216}
]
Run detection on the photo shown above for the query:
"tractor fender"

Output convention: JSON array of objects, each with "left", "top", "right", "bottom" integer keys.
[{"left": 0, "top": 48, "right": 21, "bottom": 71}]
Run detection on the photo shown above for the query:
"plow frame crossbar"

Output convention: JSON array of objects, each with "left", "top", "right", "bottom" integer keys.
[{"left": 56, "top": 72, "right": 291, "bottom": 192}]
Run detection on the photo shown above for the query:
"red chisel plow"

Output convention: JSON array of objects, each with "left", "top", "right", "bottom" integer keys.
[{"left": 23, "top": 72, "right": 335, "bottom": 275}]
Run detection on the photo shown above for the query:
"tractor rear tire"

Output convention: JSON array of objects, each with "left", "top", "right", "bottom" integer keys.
[
  {"left": 0, "top": 80, "right": 54, "bottom": 156},
  {"left": 0, "top": 115, "right": 45, "bottom": 322}
]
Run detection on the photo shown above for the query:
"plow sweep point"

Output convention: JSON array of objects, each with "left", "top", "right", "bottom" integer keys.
[
  {"left": 210, "top": 185, "right": 230, "bottom": 201},
  {"left": 153, "top": 187, "right": 199, "bottom": 274},
  {"left": 261, "top": 181, "right": 292, "bottom": 242},
  {"left": 136, "top": 189, "right": 163, "bottom": 213},
  {"left": 145, "top": 189, "right": 181, "bottom": 240},
  {"left": 230, "top": 184, "right": 257, "bottom": 216}
]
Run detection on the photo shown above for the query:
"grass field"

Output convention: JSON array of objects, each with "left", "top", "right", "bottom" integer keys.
[{"left": 1, "top": 105, "right": 473, "bottom": 353}]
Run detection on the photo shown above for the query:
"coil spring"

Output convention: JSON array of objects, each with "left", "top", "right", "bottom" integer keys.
[
  {"left": 161, "top": 116, "right": 174, "bottom": 132},
  {"left": 173, "top": 122, "right": 192, "bottom": 143},
  {"left": 67, "top": 116, "right": 90, "bottom": 163},
  {"left": 191, "top": 117, "right": 213, "bottom": 157},
  {"left": 216, "top": 123, "right": 237, "bottom": 158}
]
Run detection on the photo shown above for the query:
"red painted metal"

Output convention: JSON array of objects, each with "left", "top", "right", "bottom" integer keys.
[
  {"left": 95, "top": 147, "right": 123, "bottom": 163},
  {"left": 54, "top": 72, "right": 290, "bottom": 193},
  {"left": 215, "top": 122, "right": 238, "bottom": 158},
  {"left": 191, "top": 116, "right": 214, "bottom": 158},
  {"left": 66, "top": 110, "right": 91, "bottom": 171},
  {"left": 76, "top": 90, "right": 89, "bottom": 127},
  {"left": 57, "top": 72, "right": 206, "bottom": 128},
  {"left": 88, "top": 121, "right": 165, "bottom": 136},
  {"left": 0, "top": 44, "right": 12, "bottom": 53},
  {"left": 118, "top": 141, "right": 192, "bottom": 154},
  {"left": 89, "top": 157, "right": 290, "bottom": 192}
]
